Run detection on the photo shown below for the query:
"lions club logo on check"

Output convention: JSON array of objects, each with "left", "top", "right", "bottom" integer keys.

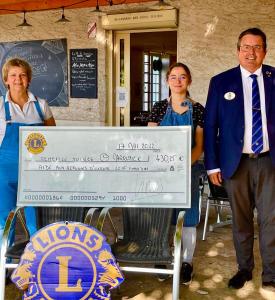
[
  {"left": 11, "top": 222, "right": 124, "bottom": 300},
  {"left": 24, "top": 133, "right": 47, "bottom": 154}
]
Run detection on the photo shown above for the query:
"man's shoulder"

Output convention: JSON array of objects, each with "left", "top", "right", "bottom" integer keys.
[
  {"left": 211, "top": 66, "right": 240, "bottom": 82},
  {"left": 262, "top": 64, "right": 275, "bottom": 73},
  {"left": 262, "top": 64, "right": 274, "bottom": 69}
]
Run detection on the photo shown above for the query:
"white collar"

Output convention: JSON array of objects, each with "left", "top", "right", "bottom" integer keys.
[
  {"left": 240, "top": 65, "right": 262, "bottom": 79},
  {"left": 4, "top": 91, "right": 36, "bottom": 103}
]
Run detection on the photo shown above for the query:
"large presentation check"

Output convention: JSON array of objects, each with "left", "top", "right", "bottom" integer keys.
[{"left": 18, "top": 126, "right": 191, "bottom": 208}]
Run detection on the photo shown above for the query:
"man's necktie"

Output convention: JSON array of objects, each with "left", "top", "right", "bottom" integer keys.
[{"left": 250, "top": 74, "right": 263, "bottom": 153}]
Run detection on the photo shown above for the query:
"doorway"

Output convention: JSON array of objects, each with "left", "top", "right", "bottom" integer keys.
[
  {"left": 130, "top": 31, "right": 177, "bottom": 126},
  {"left": 113, "top": 30, "right": 177, "bottom": 126}
]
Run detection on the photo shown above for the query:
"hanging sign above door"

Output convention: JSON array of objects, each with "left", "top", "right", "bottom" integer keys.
[{"left": 101, "top": 9, "right": 178, "bottom": 30}]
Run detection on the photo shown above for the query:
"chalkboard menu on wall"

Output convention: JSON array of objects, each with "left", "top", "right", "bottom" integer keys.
[
  {"left": 70, "top": 49, "right": 97, "bottom": 98},
  {"left": 0, "top": 39, "right": 68, "bottom": 106}
]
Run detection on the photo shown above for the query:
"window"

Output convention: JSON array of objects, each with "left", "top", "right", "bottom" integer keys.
[{"left": 143, "top": 52, "right": 161, "bottom": 111}]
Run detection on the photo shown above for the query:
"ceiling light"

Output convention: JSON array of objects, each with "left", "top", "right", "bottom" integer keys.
[
  {"left": 17, "top": 11, "right": 32, "bottom": 27},
  {"left": 56, "top": 7, "right": 71, "bottom": 23},
  {"left": 91, "top": 0, "right": 106, "bottom": 15}
]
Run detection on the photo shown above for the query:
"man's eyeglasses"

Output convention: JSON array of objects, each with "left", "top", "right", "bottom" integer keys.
[
  {"left": 240, "top": 45, "right": 264, "bottom": 52},
  {"left": 168, "top": 75, "right": 187, "bottom": 81}
]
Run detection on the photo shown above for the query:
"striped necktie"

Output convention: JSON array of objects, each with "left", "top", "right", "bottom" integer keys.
[{"left": 250, "top": 74, "right": 263, "bottom": 153}]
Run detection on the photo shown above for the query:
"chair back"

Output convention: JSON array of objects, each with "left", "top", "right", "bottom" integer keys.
[
  {"left": 113, "top": 208, "right": 172, "bottom": 264},
  {"left": 37, "top": 207, "right": 87, "bottom": 228},
  {"left": 208, "top": 178, "right": 229, "bottom": 200},
  {"left": 202, "top": 177, "right": 231, "bottom": 241}
]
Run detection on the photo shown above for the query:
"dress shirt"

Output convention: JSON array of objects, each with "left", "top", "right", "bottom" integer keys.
[
  {"left": 0, "top": 91, "right": 53, "bottom": 146},
  {"left": 240, "top": 65, "right": 269, "bottom": 153}
]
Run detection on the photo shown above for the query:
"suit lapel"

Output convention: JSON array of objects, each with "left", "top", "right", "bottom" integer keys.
[
  {"left": 235, "top": 66, "right": 244, "bottom": 98},
  {"left": 262, "top": 65, "right": 272, "bottom": 114},
  {"left": 233, "top": 66, "right": 245, "bottom": 117}
]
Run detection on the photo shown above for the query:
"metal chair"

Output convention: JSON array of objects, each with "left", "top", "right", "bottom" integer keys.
[
  {"left": 113, "top": 208, "right": 173, "bottom": 264},
  {"left": 202, "top": 178, "right": 231, "bottom": 241},
  {"left": 91, "top": 207, "right": 184, "bottom": 300}
]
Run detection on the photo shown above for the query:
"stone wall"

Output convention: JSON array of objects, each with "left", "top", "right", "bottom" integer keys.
[{"left": 178, "top": 0, "right": 275, "bottom": 104}]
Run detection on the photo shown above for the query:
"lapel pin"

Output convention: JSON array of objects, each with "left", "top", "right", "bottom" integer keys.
[
  {"left": 224, "top": 92, "right": 236, "bottom": 100},
  {"left": 265, "top": 71, "right": 272, "bottom": 77}
]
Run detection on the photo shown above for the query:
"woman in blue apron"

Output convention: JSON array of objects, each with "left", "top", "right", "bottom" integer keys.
[
  {"left": 148, "top": 62, "right": 204, "bottom": 284},
  {"left": 0, "top": 58, "right": 56, "bottom": 245}
]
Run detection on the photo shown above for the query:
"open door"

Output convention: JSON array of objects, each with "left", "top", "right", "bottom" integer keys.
[
  {"left": 130, "top": 31, "right": 177, "bottom": 126},
  {"left": 111, "top": 30, "right": 177, "bottom": 127},
  {"left": 114, "top": 32, "right": 130, "bottom": 126}
]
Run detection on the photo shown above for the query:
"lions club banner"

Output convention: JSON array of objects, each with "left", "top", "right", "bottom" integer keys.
[{"left": 11, "top": 222, "right": 124, "bottom": 299}]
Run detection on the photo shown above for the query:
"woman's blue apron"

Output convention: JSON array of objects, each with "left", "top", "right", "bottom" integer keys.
[
  {"left": 160, "top": 99, "right": 200, "bottom": 226},
  {"left": 0, "top": 97, "right": 44, "bottom": 243}
]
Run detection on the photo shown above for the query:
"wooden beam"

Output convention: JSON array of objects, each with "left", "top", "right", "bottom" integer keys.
[
  {"left": 0, "top": 1, "right": 96, "bottom": 13},
  {"left": 0, "top": 0, "right": 153, "bottom": 15},
  {"left": 0, "top": 0, "right": 39, "bottom": 4}
]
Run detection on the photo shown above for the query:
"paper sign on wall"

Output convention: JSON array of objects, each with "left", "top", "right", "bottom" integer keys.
[{"left": 116, "top": 87, "right": 128, "bottom": 107}]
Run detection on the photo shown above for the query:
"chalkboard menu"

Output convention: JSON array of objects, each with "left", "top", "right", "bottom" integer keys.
[
  {"left": 70, "top": 49, "right": 97, "bottom": 98},
  {"left": 0, "top": 39, "right": 68, "bottom": 106}
]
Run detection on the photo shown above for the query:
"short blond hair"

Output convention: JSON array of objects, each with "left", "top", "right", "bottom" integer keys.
[{"left": 2, "top": 57, "right": 32, "bottom": 87}]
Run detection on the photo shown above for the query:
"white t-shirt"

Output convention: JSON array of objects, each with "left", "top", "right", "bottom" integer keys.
[{"left": 0, "top": 91, "right": 53, "bottom": 146}]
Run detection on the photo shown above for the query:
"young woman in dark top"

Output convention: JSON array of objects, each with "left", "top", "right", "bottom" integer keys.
[{"left": 148, "top": 62, "right": 204, "bottom": 284}]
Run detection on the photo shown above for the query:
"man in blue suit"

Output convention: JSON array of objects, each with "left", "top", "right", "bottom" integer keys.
[{"left": 205, "top": 28, "right": 275, "bottom": 290}]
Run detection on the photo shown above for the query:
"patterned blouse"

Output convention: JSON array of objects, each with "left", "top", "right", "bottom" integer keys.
[{"left": 147, "top": 99, "right": 205, "bottom": 128}]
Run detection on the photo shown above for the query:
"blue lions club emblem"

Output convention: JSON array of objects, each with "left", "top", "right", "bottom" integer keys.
[{"left": 11, "top": 222, "right": 124, "bottom": 299}]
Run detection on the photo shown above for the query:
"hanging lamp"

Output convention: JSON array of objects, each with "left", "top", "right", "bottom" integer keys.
[
  {"left": 56, "top": 7, "right": 71, "bottom": 23},
  {"left": 17, "top": 11, "right": 32, "bottom": 27}
]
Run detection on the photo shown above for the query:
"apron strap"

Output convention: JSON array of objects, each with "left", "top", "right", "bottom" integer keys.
[
  {"left": 182, "top": 99, "right": 193, "bottom": 113},
  {"left": 34, "top": 97, "right": 45, "bottom": 122},
  {"left": 4, "top": 98, "right": 12, "bottom": 122}
]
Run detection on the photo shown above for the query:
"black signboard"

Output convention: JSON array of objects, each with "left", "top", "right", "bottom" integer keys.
[
  {"left": 70, "top": 49, "right": 98, "bottom": 98},
  {"left": 0, "top": 39, "right": 68, "bottom": 107}
]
